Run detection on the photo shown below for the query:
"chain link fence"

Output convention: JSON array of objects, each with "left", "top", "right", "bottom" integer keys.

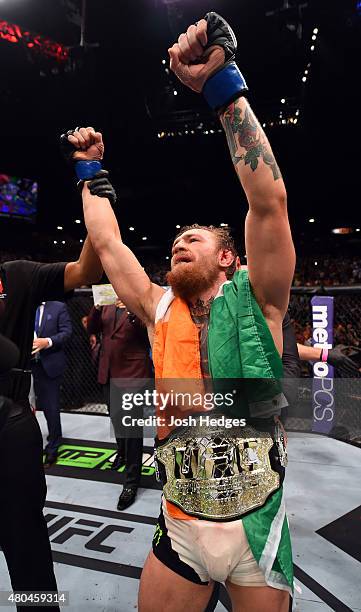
[
  {"left": 287, "top": 286, "right": 361, "bottom": 444},
  {"left": 60, "top": 290, "right": 104, "bottom": 413},
  {"left": 60, "top": 286, "right": 361, "bottom": 444}
]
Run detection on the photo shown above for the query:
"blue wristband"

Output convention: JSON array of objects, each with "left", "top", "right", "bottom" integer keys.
[
  {"left": 75, "top": 160, "right": 102, "bottom": 180},
  {"left": 203, "top": 62, "right": 248, "bottom": 111}
]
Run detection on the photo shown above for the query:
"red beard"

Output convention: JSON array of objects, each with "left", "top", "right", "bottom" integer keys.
[{"left": 166, "top": 258, "right": 219, "bottom": 301}]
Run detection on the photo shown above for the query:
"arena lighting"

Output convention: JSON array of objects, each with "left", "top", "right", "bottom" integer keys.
[
  {"left": 79, "top": 239, "right": 83, "bottom": 243},
  {"left": 62, "top": 240, "right": 66, "bottom": 244},
  {"left": 173, "top": 90, "right": 178, "bottom": 96},
  {"left": 220, "top": 223, "right": 228, "bottom": 227},
  {"left": 308, "top": 218, "right": 315, "bottom": 223},
  {"left": 281, "top": 98, "right": 286, "bottom": 104},
  {"left": 162, "top": 59, "right": 166, "bottom": 64},
  {"left": 357, "top": 228, "right": 361, "bottom": 232},
  {"left": 142, "top": 236, "right": 147, "bottom": 241},
  {"left": 0, "top": 20, "right": 68, "bottom": 61},
  {"left": 129, "top": 226, "right": 135, "bottom": 231},
  {"left": 53, "top": 240, "right": 57, "bottom": 245},
  {"left": 165, "top": 256, "right": 170, "bottom": 260},
  {"left": 176, "top": 224, "right": 181, "bottom": 229},
  {"left": 302, "top": 76, "right": 307, "bottom": 82},
  {"left": 332, "top": 228, "right": 354, "bottom": 234},
  {"left": 314, "top": 261, "right": 318, "bottom": 266},
  {"left": 310, "top": 45, "right": 315, "bottom": 51},
  {"left": 75, "top": 219, "right": 81, "bottom": 224},
  {"left": 57, "top": 226, "right": 63, "bottom": 230},
  {"left": 313, "top": 28, "right": 319, "bottom": 34}
]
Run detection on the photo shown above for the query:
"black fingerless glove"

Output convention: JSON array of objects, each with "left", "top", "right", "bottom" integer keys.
[
  {"left": 59, "top": 128, "right": 78, "bottom": 164},
  {"left": 327, "top": 347, "right": 360, "bottom": 374},
  {"left": 85, "top": 170, "right": 117, "bottom": 207},
  {"left": 202, "top": 12, "right": 248, "bottom": 111},
  {"left": 60, "top": 128, "right": 102, "bottom": 180}
]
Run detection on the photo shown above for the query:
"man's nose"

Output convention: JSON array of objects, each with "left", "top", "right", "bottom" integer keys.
[{"left": 173, "top": 243, "right": 186, "bottom": 255}]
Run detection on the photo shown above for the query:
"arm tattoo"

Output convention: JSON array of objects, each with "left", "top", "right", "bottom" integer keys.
[{"left": 222, "top": 103, "right": 281, "bottom": 181}]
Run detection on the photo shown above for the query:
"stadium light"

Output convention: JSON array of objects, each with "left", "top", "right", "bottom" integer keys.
[
  {"left": 308, "top": 218, "right": 315, "bottom": 223},
  {"left": 75, "top": 219, "right": 81, "bottom": 224},
  {"left": 57, "top": 225, "right": 63, "bottom": 230}
]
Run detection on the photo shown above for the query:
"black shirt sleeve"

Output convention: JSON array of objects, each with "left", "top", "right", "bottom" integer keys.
[
  {"left": 2, "top": 260, "right": 69, "bottom": 298},
  {"left": 30, "top": 261, "right": 70, "bottom": 303},
  {"left": 281, "top": 312, "right": 301, "bottom": 408},
  {"left": 282, "top": 312, "right": 301, "bottom": 378}
]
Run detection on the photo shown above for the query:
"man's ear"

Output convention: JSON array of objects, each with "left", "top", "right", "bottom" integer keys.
[{"left": 218, "top": 249, "right": 235, "bottom": 269}]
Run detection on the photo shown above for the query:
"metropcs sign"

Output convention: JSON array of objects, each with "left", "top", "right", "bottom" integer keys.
[{"left": 311, "top": 296, "right": 335, "bottom": 434}]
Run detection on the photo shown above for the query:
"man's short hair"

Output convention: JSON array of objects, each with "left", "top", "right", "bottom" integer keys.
[{"left": 174, "top": 224, "right": 238, "bottom": 279}]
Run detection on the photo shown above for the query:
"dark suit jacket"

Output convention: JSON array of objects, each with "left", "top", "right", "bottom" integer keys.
[
  {"left": 36, "top": 301, "right": 72, "bottom": 378},
  {"left": 87, "top": 305, "right": 152, "bottom": 384}
]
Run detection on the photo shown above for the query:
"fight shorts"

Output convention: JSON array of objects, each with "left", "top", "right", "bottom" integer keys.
[{"left": 152, "top": 497, "right": 267, "bottom": 586}]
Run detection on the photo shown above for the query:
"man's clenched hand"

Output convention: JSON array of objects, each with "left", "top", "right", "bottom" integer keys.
[
  {"left": 168, "top": 19, "right": 225, "bottom": 93},
  {"left": 64, "top": 127, "right": 104, "bottom": 162}
]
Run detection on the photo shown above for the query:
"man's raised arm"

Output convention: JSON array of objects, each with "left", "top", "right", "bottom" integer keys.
[
  {"left": 64, "top": 236, "right": 103, "bottom": 292},
  {"left": 65, "top": 127, "right": 165, "bottom": 325},
  {"left": 168, "top": 13, "right": 295, "bottom": 320}
]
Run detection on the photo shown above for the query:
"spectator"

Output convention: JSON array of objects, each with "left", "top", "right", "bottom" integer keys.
[
  {"left": 31, "top": 301, "right": 72, "bottom": 467},
  {"left": 87, "top": 299, "right": 153, "bottom": 510}
]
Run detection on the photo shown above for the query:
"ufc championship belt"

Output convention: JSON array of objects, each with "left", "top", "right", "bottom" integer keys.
[{"left": 154, "top": 417, "right": 284, "bottom": 520}]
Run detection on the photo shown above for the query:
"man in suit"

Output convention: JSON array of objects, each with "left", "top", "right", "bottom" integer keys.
[
  {"left": 87, "top": 298, "right": 153, "bottom": 510},
  {"left": 31, "top": 301, "right": 72, "bottom": 467}
]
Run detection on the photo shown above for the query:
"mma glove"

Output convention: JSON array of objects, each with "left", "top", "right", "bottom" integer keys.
[
  {"left": 327, "top": 347, "right": 360, "bottom": 374},
  {"left": 202, "top": 12, "right": 248, "bottom": 112},
  {"left": 60, "top": 128, "right": 116, "bottom": 206},
  {"left": 86, "top": 170, "right": 117, "bottom": 206}
]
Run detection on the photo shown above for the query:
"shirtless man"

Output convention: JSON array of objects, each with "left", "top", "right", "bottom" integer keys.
[{"left": 67, "top": 13, "right": 295, "bottom": 612}]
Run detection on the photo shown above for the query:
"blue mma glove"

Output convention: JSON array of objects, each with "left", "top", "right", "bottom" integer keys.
[
  {"left": 202, "top": 12, "right": 248, "bottom": 112},
  {"left": 59, "top": 128, "right": 102, "bottom": 180}
]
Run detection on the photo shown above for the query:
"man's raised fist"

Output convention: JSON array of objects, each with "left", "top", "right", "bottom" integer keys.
[{"left": 60, "top": 127, "right": 104, "bottom": 162}]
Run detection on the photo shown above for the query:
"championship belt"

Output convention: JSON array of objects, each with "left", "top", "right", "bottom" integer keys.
[{"left": 154, "top": 418, "right": 281, "bottom": 520}]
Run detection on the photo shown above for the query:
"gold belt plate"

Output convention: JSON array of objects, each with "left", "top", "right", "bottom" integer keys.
[{"left": 155, "top": 425, "right": 280, "bottom": 520}]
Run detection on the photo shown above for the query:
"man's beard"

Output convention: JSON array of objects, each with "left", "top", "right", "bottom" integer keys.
[{"left": 166, "top": 258, "right": 219, "bottom": 302}]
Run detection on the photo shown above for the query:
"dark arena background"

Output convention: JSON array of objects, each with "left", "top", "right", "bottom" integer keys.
[{"left": 0, "top": 1, "right": 360, "bottom": 611}]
